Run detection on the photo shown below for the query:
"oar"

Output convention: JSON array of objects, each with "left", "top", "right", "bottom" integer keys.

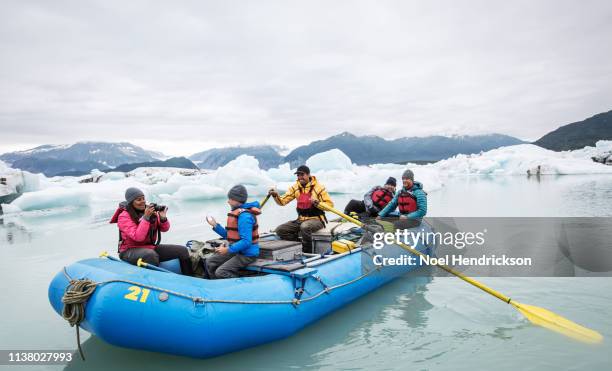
[
  {"left": 136, "top": 258, "right": 174, "bottom": 273},
  {"left": 99, "top": 251, "right": 122, "bottom": 262},
  {"left": 99, "top": 251, "right": 174, "bottom": 274},
  {"left": 260, "top": 194, "right": 271, "bottom": 209},
  {"left": 316, "top": 203, "right": 603, "bottom": 344}
]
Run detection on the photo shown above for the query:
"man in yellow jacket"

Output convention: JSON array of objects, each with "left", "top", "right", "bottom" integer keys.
[{"left": 268, "top": 165, "right": 334, "bottom": 252}]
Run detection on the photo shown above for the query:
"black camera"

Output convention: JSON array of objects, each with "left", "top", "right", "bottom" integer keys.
[{"left": 149, "top": 203, "right": 167, "bottom": 212}]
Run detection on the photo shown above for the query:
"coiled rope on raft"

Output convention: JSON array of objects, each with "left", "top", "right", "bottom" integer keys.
[{"left": 61, "top": 278, "right": 97, "bottom": 361}]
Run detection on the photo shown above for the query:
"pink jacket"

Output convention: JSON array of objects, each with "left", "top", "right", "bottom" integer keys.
[{"left": 117, "top": 210, "right": 170, "bottom": 252}]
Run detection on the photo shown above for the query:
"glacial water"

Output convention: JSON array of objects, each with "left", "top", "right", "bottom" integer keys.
[{"left": 1, "top": 174, "right": 612, "bottom": 370}]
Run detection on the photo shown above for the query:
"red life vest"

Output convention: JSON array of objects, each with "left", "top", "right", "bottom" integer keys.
[
  {"left": 371, "top": 187, "right": 393, "bottom": 209},
  {"left": 226, "top": 207, "right": 261, "bottom": 244},
  {"left": 398, "top": 190, "right": 417, "bottom": 213},
  {"left": 296, "top": 186, "right": 325, "bottom": 218}
]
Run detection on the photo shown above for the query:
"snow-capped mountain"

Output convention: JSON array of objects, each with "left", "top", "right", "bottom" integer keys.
[
  {"left": 1, "top": 142, "right": 161, "bottom": 167},
  {"left": 283, "top": 132, "right": 525, "bottom": 166},
  {"left": 0, "top": 142, "right": 164, "bottom": 176}
]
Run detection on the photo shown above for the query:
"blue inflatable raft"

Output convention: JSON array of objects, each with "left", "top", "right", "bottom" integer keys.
[{"left": 48, "top": 221, "right": 435, "bottom": 358}]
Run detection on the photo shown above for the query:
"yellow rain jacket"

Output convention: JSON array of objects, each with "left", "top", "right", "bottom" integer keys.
[{"left": 273, "top": 176, "right": 334, "bottom": 221}]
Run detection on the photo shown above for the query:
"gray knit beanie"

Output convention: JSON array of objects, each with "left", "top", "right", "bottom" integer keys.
[
  {"left": 402, "top": 169, "right": 414, "bottom": 181},
  {"left": 228, "top": 184, "right": 248, "bottom": 203},
  {"left": 125, "top": 187, "right": 145, "bottom": 204}
]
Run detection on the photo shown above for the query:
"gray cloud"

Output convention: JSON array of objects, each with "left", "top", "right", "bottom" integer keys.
[{"left": 1, "top": 0, "right": 611, "bottom": 156}]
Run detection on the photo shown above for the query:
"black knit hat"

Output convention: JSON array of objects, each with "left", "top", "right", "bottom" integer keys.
[{"left": 385, "top": 177, "right": 397, "bottom": 187}]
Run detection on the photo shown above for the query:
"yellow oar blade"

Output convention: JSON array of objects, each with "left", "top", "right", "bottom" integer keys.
[{"left": 511, "top": 301, "right": 603, "bottom": 344}]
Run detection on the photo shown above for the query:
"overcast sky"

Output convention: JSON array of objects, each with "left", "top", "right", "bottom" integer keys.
[{"left": 1, "top": 0, "right": 611, "bottom": 156}]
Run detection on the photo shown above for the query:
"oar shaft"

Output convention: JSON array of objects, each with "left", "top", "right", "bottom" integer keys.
[
  {"left": 101, "top": 252, "right": 175, "bottom": 274},
  {"left": 338, "top": 211, "right": 363, "bottom": 226},
  {"left": 260, "top": 194, "right": 271, "bottom": 208},
  {"left": 137, "top": 259, "right": 174, "bottom": 273},
  {"left": 430, "top": 259, "right": 511, "bottom": 303}
]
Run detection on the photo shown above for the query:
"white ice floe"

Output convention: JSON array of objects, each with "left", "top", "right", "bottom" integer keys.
[
  {"left": 2, "top": 142, "right": 611, "bottom": 213},
  {"left": 306, "top": 149, "right": 353, "bottom": 172},
  {"left": 431, "top": 142, "right": 612, "bottom": 176},
  {"left": 566, "top": 140, "right": 612, "bottom": 164},
  {"left": 10, "top": 187, "right": 91, "bottom": 211},
  {"left": 213, "top": 155, "right": 275, "bottom": 194},
  {"left": 0, "top": 160, "right": 45, "bottom": 197}
]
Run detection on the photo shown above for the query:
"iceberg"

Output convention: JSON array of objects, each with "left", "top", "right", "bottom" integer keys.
[
  {"left": 566, "top": 140, "right": 612, "bottom": 160},
  {"left": 163, "top": 184, "right": 226, "bottom": 201},
  {"left": 10, "top": 187, "right": 91, "bottom": 212},
  {"left": 213, "top": 155, "right": 275, "bottom": 195},
  {"left": 266, "top": 163, "right": 294, "bottom": 183},
  {"left": 431, "top": 143, "right": 612, "bottom": 176},
  {"left": 1, "top": 160, "right": 45, "bottom": 205},
  {"left": 306, "top": 149, "right": 354, "bottom": 172},
  {"left": 568, "top": 140, "right": 612, "bottom": 165}
]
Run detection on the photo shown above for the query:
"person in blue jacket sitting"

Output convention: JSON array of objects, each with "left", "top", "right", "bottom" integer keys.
[
  {"left": 205, "top": 185, "right": 261, "bottom": 279},
  {"left": 377, "top": 169, "right": 427, "bottom": 222}
]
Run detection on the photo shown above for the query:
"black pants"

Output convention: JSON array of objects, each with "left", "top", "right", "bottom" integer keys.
[
  {"left": 344, "top": 199, "right": 378, "bottom": 217},
  {"left": 120, "top": 244, "right": 194, "bottom": 276},
  {"left": 344, "top": 199, "right": 366, "bottom": 215}
]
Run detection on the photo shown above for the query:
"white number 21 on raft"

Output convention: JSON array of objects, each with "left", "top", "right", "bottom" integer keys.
[{"left": 124, "top": 286, "right": 151, "bottom": 303}]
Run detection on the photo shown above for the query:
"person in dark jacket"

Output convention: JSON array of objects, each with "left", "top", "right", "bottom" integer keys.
[
  {"left": 206, "top": 185, "right": 261, "bottom": 279},
  {"left": 344, "top": 177, "right": 397, "bottom": 217},
  {"left": 377, "top": 169, "right": 427, "bottom": 221}
]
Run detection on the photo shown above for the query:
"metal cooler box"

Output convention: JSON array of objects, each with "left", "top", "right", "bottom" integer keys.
[{"left": 258, "top": 240, "right": 303, "bottom": 261}]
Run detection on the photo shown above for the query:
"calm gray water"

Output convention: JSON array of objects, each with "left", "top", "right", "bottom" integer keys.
[{"left": 1, "top": 175, "right": 611, "bottom": 370}]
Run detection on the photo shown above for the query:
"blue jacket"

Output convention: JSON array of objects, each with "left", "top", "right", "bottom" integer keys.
[
  {"left": 213, "top": 201, "right": 260, "bottom": 257},
  {"left": 378, "top": 181, "right": 427, "bottom": 219}
]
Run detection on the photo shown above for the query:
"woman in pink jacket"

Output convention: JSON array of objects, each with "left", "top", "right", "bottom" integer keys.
[{"left": 110, "top": 187, "right": 193, "bottom": 276}]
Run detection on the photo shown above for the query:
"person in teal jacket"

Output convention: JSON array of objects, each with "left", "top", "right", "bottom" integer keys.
[{"left": 377, "top": 169, "right": 427, "bottom": 220}]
